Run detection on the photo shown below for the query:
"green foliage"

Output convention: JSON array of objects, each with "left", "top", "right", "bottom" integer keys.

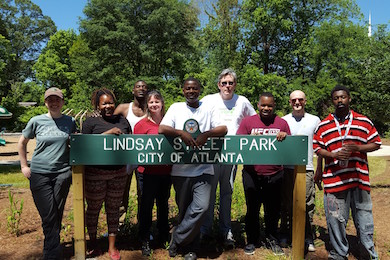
[
  {"left": 0, "top": 170, "right": 29, "bottom": 189},
  {"left": 60, "top": 223, "right": 72, "bottom": 243},
  {"left": 202, "top": 0, "right": 242, "bottom": 71},
  {"left": 18, "top": 105, "right": 48, "bottom": 126},
  {"left": 0, "top": 0, "right": 390, "bottom": 134},
  {"left": 33, "top": 30, "right": 78, "bottom": 99},
  {"left": 0, "top": 0, "right": 56, "bottom": 97},
  {"left": 67, "top": 81, "right": 94, "bottom": 111},
  {"left": 239, "top": 64, "right": 288, "bottom": 112},
  {"left": 6, "top": 189, "right": 24, "bottom": 236},
  {"left": 79, "top": 0, "right": 199, "bottom": 96},
  {"left": 1, "top": 83, "right": 26, "bottom": 131},
  {"left": 0, "top": 34, "right": 14, "bottom": 85},
  {"left": 240, "top": 0, "right": 360, "bottom": 76},
  {"left": 0, "top": 81, "right": 46, "bottom": 131}
]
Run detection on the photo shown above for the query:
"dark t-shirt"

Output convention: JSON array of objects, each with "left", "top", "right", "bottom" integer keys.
[
  {"left": 82, "top": 115, "right": 131, "bottom": 170},
  {"left": 236, "top": 114, "right": 291, "bottom": 175},
  {"left": 82, "top": 115, "right": 130, "bottom": 135}
]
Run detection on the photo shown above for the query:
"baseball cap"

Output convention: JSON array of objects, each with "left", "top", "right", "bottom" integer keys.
[{"left": 44, "top": 87, "right": 63, "bottom": 100}]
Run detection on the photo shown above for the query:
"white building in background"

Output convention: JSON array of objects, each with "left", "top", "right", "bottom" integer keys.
[{"left": 368, "top": 11, "right": 372, "bottom": 37}]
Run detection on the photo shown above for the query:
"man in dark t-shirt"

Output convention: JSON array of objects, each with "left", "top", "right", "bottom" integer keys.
[{"left": 237, "top": 92, "right": 290, "bottom": 256}]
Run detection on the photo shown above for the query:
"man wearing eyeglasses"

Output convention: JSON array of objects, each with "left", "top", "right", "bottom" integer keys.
[
  {"left": 200, "top": 68, "right": 256, "bottom": 248},
  {"left": 281, "top": 90, "right": 321, "bottom": 252}
]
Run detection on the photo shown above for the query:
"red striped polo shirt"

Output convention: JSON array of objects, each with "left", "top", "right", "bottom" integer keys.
[{"left": 313, "top": 110, "right": 381, "bottom": 193}]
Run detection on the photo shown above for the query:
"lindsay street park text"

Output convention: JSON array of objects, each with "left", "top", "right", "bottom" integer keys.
[{"left": 69, "top": 134, "right": 308, "bottom": 166}]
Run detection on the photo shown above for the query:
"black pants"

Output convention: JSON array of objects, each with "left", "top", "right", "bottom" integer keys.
[
  {"left": 30, "top": 170, "right": 72, "bottom": 260},
  {"left": 138, "top": 174, "right": 171, "bottom": 242},
  {"left": 242, "top": 169, "right": 283, "bottom": 244}
]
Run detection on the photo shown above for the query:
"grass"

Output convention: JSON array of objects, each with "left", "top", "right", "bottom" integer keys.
[
  {"left": 0, "top": 166, "right": 29, "bottom": 188},
  {"left": 367, "top": 157, "right": 387, "bottom": 179},
  {"left": 0, "top": 154, "right": 388, "bottom": 259},
  {"left": 313, "top": 156, "right": 388, "bottom": 215}
]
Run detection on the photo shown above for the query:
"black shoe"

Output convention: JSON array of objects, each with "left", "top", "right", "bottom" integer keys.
[
  {"left": 223, "top": 230, "right": 235, "bottom": 249},
  {"left": 266, "top": 237, "right": 284, "bottom": 256},
  {"left": 199, "top": 232, "right": 213, "bottom": 245},
  {"left": 141, "top": 240, "right": 151, "bottom": 256},
  {"left": 158, "top": 232, "right": 170, "bottom": 246},
  {"left": 184, "top": 252, "right": 197, "bottom": 260},
  {"left": 244, "top": 243, "right": 255, "bottom": 255}
]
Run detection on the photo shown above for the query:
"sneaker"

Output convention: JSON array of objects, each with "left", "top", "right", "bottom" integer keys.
[
  {"left": 305, "top": 238, "right": 316, "bottom": 252},
  {"left": 307, "top": 243, "right": 316, "bottom": 252},
  {"left": 141, "top": 240, "right": 151, "bottom": 256},
  {"left": 266, "top": 237, "right": 284, "bottom": 256},
  {"left": 184, "top": 252, "right": 197, "bottom": 260},
  {"left": 244, "top": 243, "right": 255, "bottom": 255},
  {"left": 224, "top": 230, "right": 235, "bottom": 249}
]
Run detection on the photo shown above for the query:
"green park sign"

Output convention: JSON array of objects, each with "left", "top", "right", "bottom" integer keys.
[{"left": 70, "top": 134, "right": 308, "bottom": 165}]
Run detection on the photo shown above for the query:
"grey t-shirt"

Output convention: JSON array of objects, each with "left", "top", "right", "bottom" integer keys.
[{"left": 22, "top": 114, "right": 77, "bottom": 174}]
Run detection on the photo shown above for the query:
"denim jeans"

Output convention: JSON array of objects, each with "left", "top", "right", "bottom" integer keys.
[{"left": 324, "top": 188, "right": 378, "bottom": 259}]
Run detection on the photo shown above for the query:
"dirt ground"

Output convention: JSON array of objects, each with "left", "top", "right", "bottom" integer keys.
[{"left": 1, "top": 135, "right": 390, "bottom": 259}]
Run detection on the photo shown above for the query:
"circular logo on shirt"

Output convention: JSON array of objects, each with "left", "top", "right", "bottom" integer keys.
[{"left": 184, "top": 119, "right": 199, "bottom": 134}]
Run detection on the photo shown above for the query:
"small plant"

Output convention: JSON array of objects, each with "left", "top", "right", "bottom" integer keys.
[
  {"left": 6, "top": 189, "right": 24, "bottom": 236},
  {"left": 61, "top": 223, "right": 72, "bottom": 243}
]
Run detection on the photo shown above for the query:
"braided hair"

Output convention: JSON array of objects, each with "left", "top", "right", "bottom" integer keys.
[{"left": 91, "top": 88, "right": 117, "bottom": 111}]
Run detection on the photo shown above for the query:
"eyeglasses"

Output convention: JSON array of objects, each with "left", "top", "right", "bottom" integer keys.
[
  {"left": 291, "top": 98, "right": 304, "bottom": 103},
  {"left": 221, "top": 81, "right": 234, "bottom": 86}
]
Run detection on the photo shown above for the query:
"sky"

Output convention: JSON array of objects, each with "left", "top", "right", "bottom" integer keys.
[{"left": 32, "top": 0, "right": 389, "bottom": 32}]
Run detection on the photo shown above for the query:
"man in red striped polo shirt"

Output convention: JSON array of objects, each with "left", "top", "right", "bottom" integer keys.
[{"left": 313, "top": 85, "right": 381, "bottom": 260}]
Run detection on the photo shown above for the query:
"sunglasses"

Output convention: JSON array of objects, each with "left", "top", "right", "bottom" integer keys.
[
  {"left": 221, "top": 81, "right": 234, "bottom": 86},
  {"left": 291, "top": 98, "right": 304, "bottom": 103}
]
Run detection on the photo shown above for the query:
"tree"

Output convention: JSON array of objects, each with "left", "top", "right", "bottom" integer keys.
[
  {"left": 356, "top": 25, "right": 390, "bottom": 133},
  {"left": 239, "top": 64, "right": 288, "bottom": 112},
  {"left": 239, "top": 0, "right": 360, "bottom": 77},
  {"left": 0, "top": 0, "right": 56, "bottom": 97},
  {"left": 33, "top": 30, "right": 78, "bottom": 99},
  {"left": 79, "top": 0, "right": 199, "bottom": 98},
  {"left": 202, "top": 0, "right": 242, "bottom": 70},
  {"left": 0, "top": 34, "right": 13, "bottom": 86}
]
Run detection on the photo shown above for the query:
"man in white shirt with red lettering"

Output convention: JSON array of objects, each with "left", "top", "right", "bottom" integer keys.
[{"left": 237, "top": 92, "right": 290, "bottom": 256}]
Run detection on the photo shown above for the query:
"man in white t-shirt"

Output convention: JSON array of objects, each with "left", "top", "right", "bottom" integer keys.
[
  {"left": 281, "top": 90, "right": 321, "bottom": 252},
  {"left": 200, "top": 68, "right": 256, "bottom": 248},
  {"left": 159, "top": 77, "right": 227, "bottom": 259}
]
